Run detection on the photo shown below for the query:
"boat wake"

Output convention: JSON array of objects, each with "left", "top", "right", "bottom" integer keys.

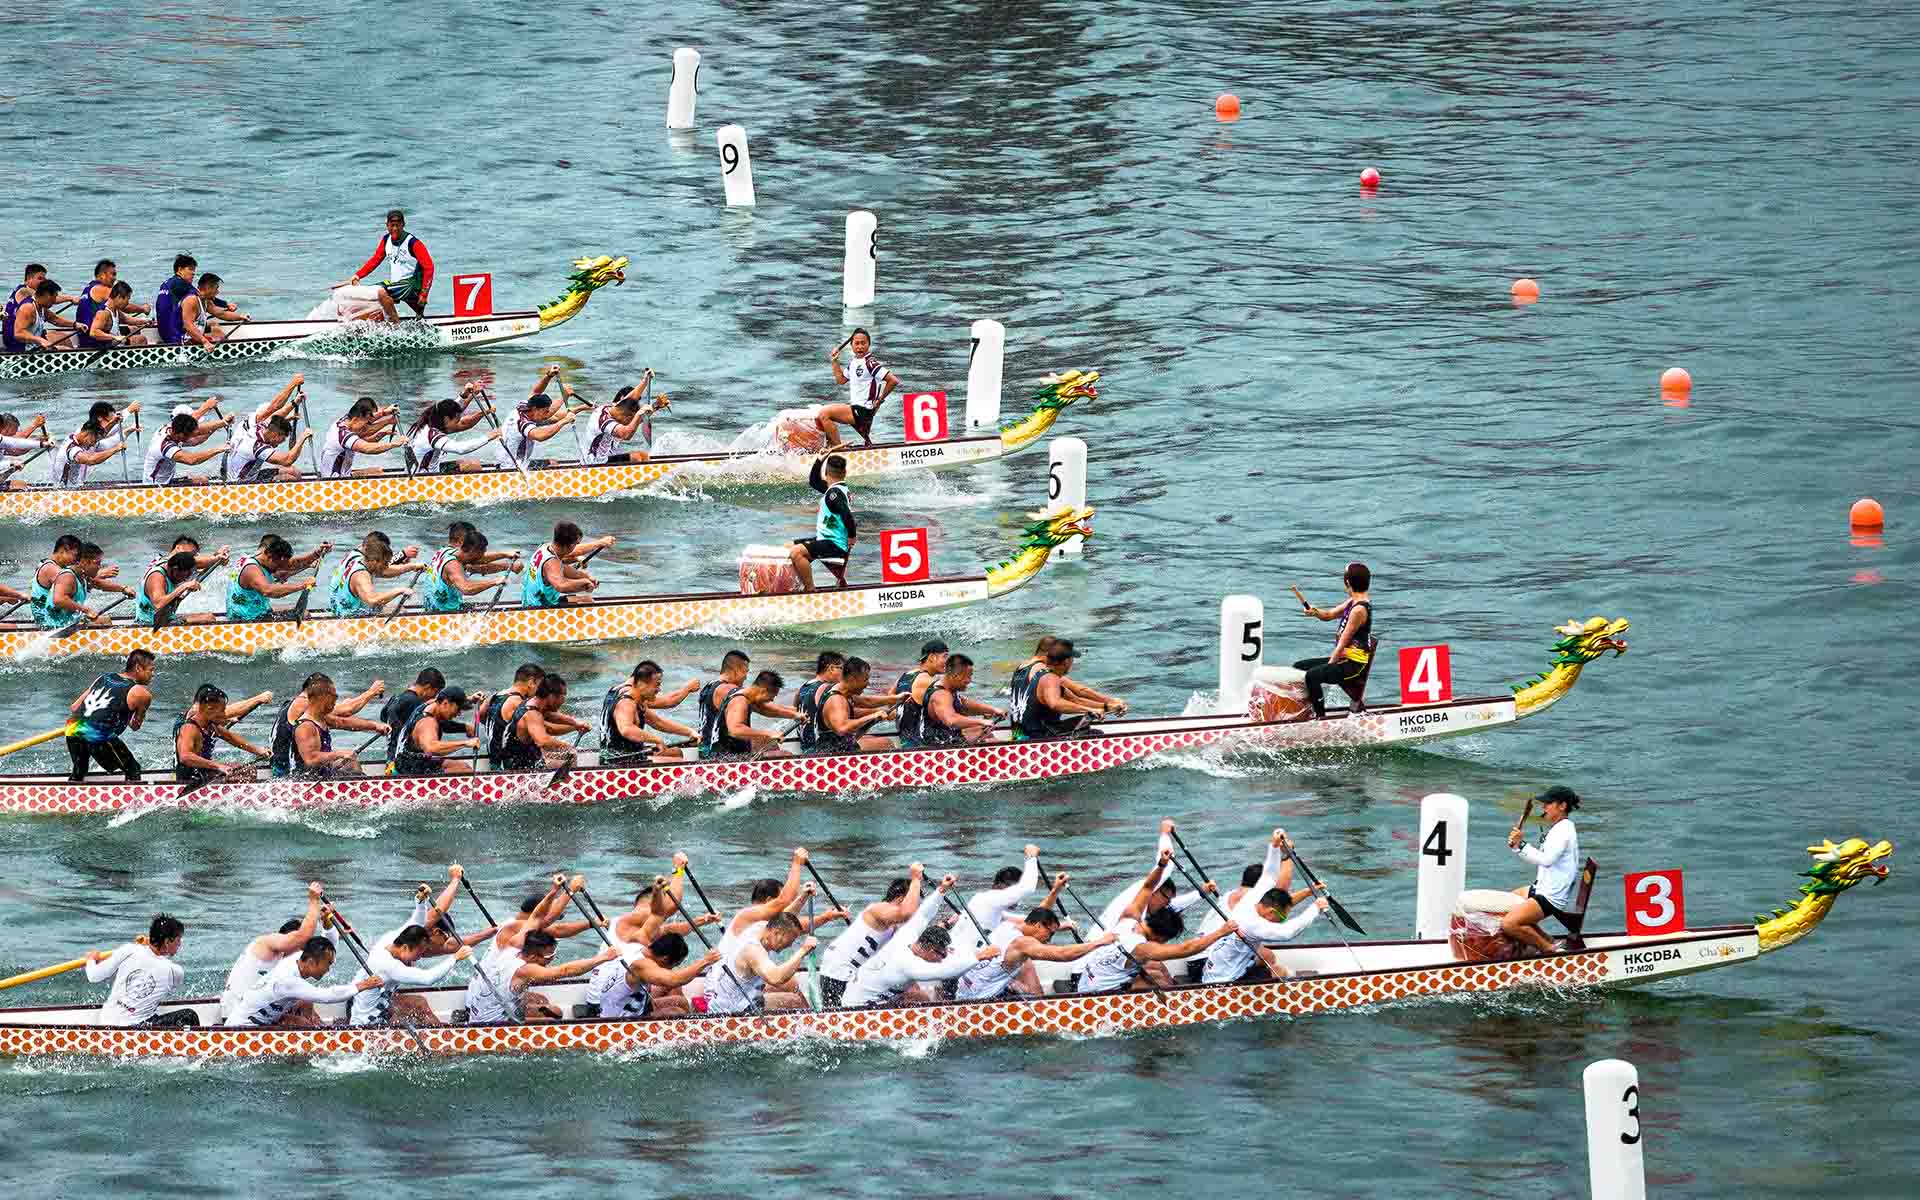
[{"left": 265, "top": 320, "right": 446, "bottom": 364}]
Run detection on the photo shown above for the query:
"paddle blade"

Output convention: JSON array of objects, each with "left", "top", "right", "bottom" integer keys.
[
  {"left": 290, "top": 585, "right": 313, "bottom": 624},
  {"left": 1327, "top": 894, "right": 1365, "bottom": 936}
]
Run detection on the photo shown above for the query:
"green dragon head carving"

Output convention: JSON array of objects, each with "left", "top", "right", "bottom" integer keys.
[
  {"left": 1020, "top": 370, "right": 1099, "bottom": 417},
  {"left": 1514, "top": 616, "right": 1629, "bottom": 693},
  {"left": 1021, "top": 504, "right": 1095, "bottom": 551},
  {"left": 536, "top": 255, "right": 630, "bottom": 327},
  {"left": 1755, "top": 837, "right": 1893, "bottom": 952}
]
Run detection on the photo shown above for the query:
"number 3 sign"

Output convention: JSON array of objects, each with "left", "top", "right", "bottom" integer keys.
[
  {"left": 879, "top": 528, "right": 931, "bottom": 584},
  {"left": 1623, "top": 869, "right": 1686, "bottom": 935}
]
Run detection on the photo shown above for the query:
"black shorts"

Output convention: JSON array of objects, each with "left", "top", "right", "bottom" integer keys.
[
  {"left": 792, "top": 538, "right": 848, "bottom": 563},
  {"left": 1527, "top": 885, "right": 1570, "bottom": 923},
  {"left": 850, "top": 405, "right": 876, "bottom": 437},
  {"left": 820, "top": 976, "right": 848, "bottom": 1007}
]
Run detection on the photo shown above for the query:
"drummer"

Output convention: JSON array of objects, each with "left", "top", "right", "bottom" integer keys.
[
  {"left": 1503, "top": 786, "right": 1584, "bottom": 954},
  {"left": 339, "top": 208, "right": 435, "bottom": 320},
  {"left": 1293, "top": 562, "right": 1374, "bottom": 717},
  {"left": 787, "top": 453, "right": 854, "bottom": 591}
]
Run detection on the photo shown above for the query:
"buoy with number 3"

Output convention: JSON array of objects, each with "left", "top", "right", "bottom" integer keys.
[
  {"left": 1047, "top": 437, "right": 1087, "bottom": 559},
  {"left": 843, "top": 210, "right": 877, "bottom": 309},
  {"left": 1584, "top": 1059, "right": 1648, "bottom": 1200},
  {"left": 667, "top": 47, "right": 700, "bottom": 130},
  {"left": 716, "top": 125, "right": 755, "bottom": 207}
]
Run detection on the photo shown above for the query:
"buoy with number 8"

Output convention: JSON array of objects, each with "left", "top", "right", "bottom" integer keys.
[{"left": 842, "top": 211, "right": 877, "bottom": 308}]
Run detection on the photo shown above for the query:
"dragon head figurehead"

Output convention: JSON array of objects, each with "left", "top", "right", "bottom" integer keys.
[
  {"left": 998, "top": 370, "right": 1100, "bottom": 453},
  {"left": 1756, "top": 837, "right": 1893, "bottom": 953},
  {"left": 537, "top": 255, "right": 631, "bottom": 327},
  {"left": 984, "top": 505, "right": 1094, "bottom": 594},
  {"left": 1512, "top": 616, "right": 1630, "bottom": 717}
]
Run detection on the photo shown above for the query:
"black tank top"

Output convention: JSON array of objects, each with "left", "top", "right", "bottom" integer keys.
[
  {"left": 1337, "top": 600, "right": 1375, "bottom": 658},
  {"left": 795, "top": 680, "right": 829, "bottom": 752},
  {"left": 919, "top": 685, "right": 967, "bottom": 747},
  {"left": 600, "top": 683, "right": 651, "bottom": 762},
  {"left": 1018, "top": 667, "right": 1075, "bottom": 739},
  {"left": 268, "top": 700, "right": 297, "bottom": 776},
  {"left": 290, "top": 716, "right": 333, "bottom": 778},
  {"left": 393, "top": 704, "right": 443, "bottom": 776},
  {"left": 74, "top": 671, "right": 138, "bottom": 741},
  {"left": 1007, "top": 663, "right": 1040, "bottom": 734},
  {"left": 895, "top": 670, "right": 929, "bottom": 747},
  {"left": 480, "top": 691, "right": 517, "bottom": 768},
  {"left": 497, "top": 702, "right": 543, "bottom": 771},
  {"left": 697, "top": 680, "right": 736, "bottom": 759},
  {"left": 809, "top": 690, "right": 859, "bottom": 756},
  {"left": 171, "top": 713, "right": 216, "bottom": 784},
  {"left": 709, "top": 692, "right": 752, "bottom": 759}
]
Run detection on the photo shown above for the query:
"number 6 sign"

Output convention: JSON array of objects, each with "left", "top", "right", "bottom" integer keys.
[
  {"left": 902, "top": 392, "right": 949, "bottom": 443},
  {"left": 879, "top": 528, "right": 931, "bottom": 584},
  {"left": 1398, "top": 644, "right": 1453, "bottom": 705},
  {"left": 452, "top": 273, "right": 494, "bottom": 318},
  {"left": 1623, "top": 869, "right": 1686, "bottom": 935}
]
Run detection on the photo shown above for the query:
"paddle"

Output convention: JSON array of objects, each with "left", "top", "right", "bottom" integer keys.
[
  {"left": 805, "top": 890, "right": 821, "bottom": 1008},
  {"left": 0, "top": 726, "right": 66, "bottom": 759},
  {"left": 287, "top": 580, "right": 315, "bottom": 626},
  {"left": 435, "top": 905, "right": 518, "bottom": 1025},
  {"left": 1162, "top": 847, "right": 1272, "bottom": 971},
  {"left": 566, "top": 885, "right": 617, "bottom": 953},
  {"left": 659, "top": 875, "right": 753, "bottom": 1011},
  {"left": 1271, "top": 838, "right": 1364, "bottom": 936},
  {"left": 480, "top": 393, "right": 532, "bottom": 481},
  {"left": 320, "top": 894, "right": 428, "bottom": 1053},
  {"left": 680, "top": 864, "right": 722, "bottom": 927},
  {"left": 943, "top": 886, "right": 994, "bottom": 946},
  {"left": 753, "top": 716, "right": 807, "bottom": 760},
  {"left": 122, "top": 405, "right": 140, "bottom": 485},
  {"left": 296, "top": 390, "right": 323, "bottom": 477},
  {"left": 458, "top": 875, "right": 502, "bottom": 931},
  {"left": 1038, "top": 857, "right": 1168, "bottom": 996},
  {"left": 376, "top": 588, "right": 415, "bottom": 625},
  {"left": 0, "top": 442, "right": 51, "bottom": 485},
  {"left": 0, "top": 954, "right": 100, "bottom": 991},
  {"left": 543, "top": 728, "right": 589, "bottom": 790},
  {"left": 1289, "top": 585, "right": 1311, "bottom": 613},
  {"left": 153, "top": 560, "right": 227, "bottom": 629},
  {"left": 53, "top": 591, "right": 129, "bottom": 638},
  {"left": 801, "top": 862, "right": 846, "bottom": 914}
]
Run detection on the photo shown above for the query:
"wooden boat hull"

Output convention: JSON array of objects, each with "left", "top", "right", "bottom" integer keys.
[
  {"left": 0, "top": 926, "right": 1761, "bottom": 1060},
  {"left": 0, "top": 696, "right": 1523, "bottom": 815},
  {"left": 0, "top": 434, "right": 1011, "bottom": 521},
  {"left": 0, "top": 575, "right": 995, "bottom": 663}
]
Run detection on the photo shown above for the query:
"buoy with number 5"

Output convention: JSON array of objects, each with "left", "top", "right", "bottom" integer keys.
[
  {"left": 716, "top": 125, "right": 755, "bottom": 207},
  {"left": 843, "top": 210, "right": 877, "bottom": 309},
  {"left": 667, "top": 47, "right": 700, "bottom": 130}
]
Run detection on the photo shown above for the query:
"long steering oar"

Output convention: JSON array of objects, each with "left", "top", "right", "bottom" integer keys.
[
  {"left": 153, "top": 560, "right": 227, "bottom": 630},
  {"left": 0, "top": 727, "right": 68, "bottom": 759},
  {"left": 1038, "top": 857, "right": 1168, "bottom": 996},
  {"left": 319, "top": 895, "right": 428, "bottom": 1053},
  {"left": 0, "top": 954, "right": 104, "bottom": 991}
]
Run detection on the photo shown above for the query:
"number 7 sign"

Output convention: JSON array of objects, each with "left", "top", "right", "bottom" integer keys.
[{"left": 452, "top": 273, "right": 494, "bottom": 318}]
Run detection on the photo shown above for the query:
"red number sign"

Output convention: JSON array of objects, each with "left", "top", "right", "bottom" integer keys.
[
  {"left": 1623, "top": 869, "right": 1686, "bottom": 936},
  {"left": 902, "top": 391, "right": 949, "bottom": 443},
  {"left": 1398, "top": 644, "right": 1453, "bottom": 705},
  {"left": 452, "top": 273, "right": 494, "bottom": 318},
  {"left": 879, "top": 528, "right": 931, "bottom": 583}
]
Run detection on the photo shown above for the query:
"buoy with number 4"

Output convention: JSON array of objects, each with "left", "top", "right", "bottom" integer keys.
[
  {"left": 716, "top": 124, "right": 755, "bottom": 207},
  {"left": 843, "top": 211, "right": 877, "bottom": 308}
]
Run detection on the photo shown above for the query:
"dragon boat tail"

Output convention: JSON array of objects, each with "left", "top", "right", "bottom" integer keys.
[
  {"left": 0, "top": 836, "right": 1885, "bottom": 1059},
  {"left": 0, "top": 255, "right": 627, "bottom": 383}
]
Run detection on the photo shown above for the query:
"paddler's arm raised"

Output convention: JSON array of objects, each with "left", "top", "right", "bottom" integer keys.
[
  {"left": 221, "top": 690, "right": 275, "bottom": 724},
  {"left": 332, "top": 681, "right": 384, "bottom": 719},
  {"left": 284, "top": 541, "right": 333, "bottom": 573}
]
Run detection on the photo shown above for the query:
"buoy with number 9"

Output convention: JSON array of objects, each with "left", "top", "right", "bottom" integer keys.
[{"left": 716, "top": 125, "right": 755, "bottom": 207}]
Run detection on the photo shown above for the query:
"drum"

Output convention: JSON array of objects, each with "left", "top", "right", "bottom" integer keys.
[
  {"left": 773, "top": 407, "right": 828, "bottom": 455},
  {"left": 1449, "top": 888, "right": 1525, "bottom": 962},
  {"left": 738, "top": 544, "right": 801, "bottom": 595},
  {"left": 1247, "top": 665, "right": 1311, "bottom": 723}
]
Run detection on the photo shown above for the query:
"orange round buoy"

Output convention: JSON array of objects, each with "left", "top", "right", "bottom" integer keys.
[
  {"left": 1660, "top": 366, "right": 1692, "bottom": 395},
  {"left": 1360, "top": 166, "right": 1381, "bottom": 190},
  {"left": 1215, "top": 93, "right": 1241, "bottom": 121},
  {"left": 1850, "top": 497, "right": 1885, "bottom": 529},
  {"left": 1511, "top": 278, "right": 1541, "bottom": 304}
]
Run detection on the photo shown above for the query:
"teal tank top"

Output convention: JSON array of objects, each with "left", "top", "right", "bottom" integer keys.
[
  {"left": 133, "top": 558, "right": 167, "bottom": 625},
  {"left": 420, "top": 547, "right": 465, "bottom": 613},
  {"left": 328, "top": 551, "right": 373, "bottom": 617},
  {"left": 815, "top": 483, "right": 850, "bottom": 550},
  {"left": 30, "top": 562, "right": 87, "bottom": 630},
  {"left": 521, "top": 546, "right": 562, "bottom": 608},
  {"left": 225, "top": 554, "right": 273, "bottom": 621}
]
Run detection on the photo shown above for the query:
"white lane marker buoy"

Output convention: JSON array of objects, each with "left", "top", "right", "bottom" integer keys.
[
  {"left": 1047, "top": 437, "right": 1087, "bottom": 559},
  {"left": 965, "top": 318, "right": 1005, "bottom": 430},
  {"left": 716, "top": 124, "right": 755, "bottom": 207},
  {"left": 1414, "top": 793, "right": 1469, "bottom": 939},
  {"left": 1217, "top": 594, "right": 1263, "bottom": 715},
  {"left": 1584, "top": 1058, "right": 1648, "bottom": 1200},
  {"left": 842, "top": 210, "right": 877, "bottom": 309},
  {"left": 667, "top": 48, "right": 700, "bottom": 129}
]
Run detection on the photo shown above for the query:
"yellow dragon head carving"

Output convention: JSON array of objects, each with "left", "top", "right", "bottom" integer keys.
[
  {"left": 536, "top": 255, "right": 630, "bottom": 327},
  {"left": 1755, "top": 837, "right": 1893, "bottom": 952}
]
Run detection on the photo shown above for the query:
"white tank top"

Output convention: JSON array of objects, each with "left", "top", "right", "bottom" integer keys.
[
  {"left": 847, "top": 354, "right": 886, "bottom": 411},
  {"left": 584, "top": 948, "right": 651, "bottom": 1017},
  {"left": 218, "top": 947, "right": 277, "bottom": 1020},
  {"left": 703, "top": 921, "right": 765, "bottom": 1014},
  {"left": 494, "top": 407, "right": 537, "bottom": 469},
  {"left": 818, "top": 911, "right": 894, "bottom": 983},
  {"left": 382, "top": 234, "right": 419, "bottom": 284},
  {"left": 225, "top": 416, "right": 271, "bottom": 481},
  {"left": 408, "top": 422, "right": 446, "bottom": 471},
  {"left": 464, "top": 947, "right": 522, "bottom": 1022},
  {"left": 955, "top": 921, "right": 1022, "bottom": 1001},
  {"left": 57, "top": 435, "right": 91, "bottom": 487},
  {"left": 320, "top": 419, "right": 361, "bottom": 478},
  {"left": 1076, "top": 921, "right": 1146, "bottom": 993},
  {"left": 143, "top": 433, "right": 182, "bottom": 485},
  {"left": 581, "top": 404, "right": 651, "bottom": 465}
]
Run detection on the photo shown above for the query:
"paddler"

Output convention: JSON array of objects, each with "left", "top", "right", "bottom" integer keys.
[
  {"left": 392, "top": 687, "right": 482, "bottom": 776},
  {"left": 914, "top": 653, "right": 1006, "bottom": 746},
  {"left": 378, "top": 668, "right": 446, "bottom": 760},
  {"left": 152, "top": 254, "right": 199, "bottom": 346},
  {"left": 891, "top": 639, "right": 949, "bottom": 746},
  {"left": 1076, "top": 854, "right": 1241, "bottom": 994},
  {"left": 700, "top": 912, "right": 818, "bottom": 1015},
  {"left": 585, "top": 930, "right": 718, "bottom": 1020},
  {"left": 1504, "top": 786, "right": 1584, "bottom": 954},
  {"left": 957, "top": 906, "right": 1113, "bottom": 1002},
  {"left": 266, "top": 671, "right": 385, "bottom": 771},
  {"left": 3, "top": 278, "right": 79, "bottom": 352},
  {"left": 707, "top": 669, "right": 797, "bottom": 760},
  {"left": 421, "top": 527, "right": 518, "bottom": 613},
  {"left": 1199, "top": 830, "right": 1327, "bottom": 984},
  {"left": 64, "top": 649, "right": 157, "bottom": 782},
  {"left": 229, "top": 932, "right": 383, "bottom": 1029},
  {"left": 274, "top": 675, "right": 382, "bottom": 780},
  {"left": 215, "top": 882, "right": 326, "bottom": 1025},
  {"left": 406, "top": 389, "right": 502, "bottom": 473},
  {"left": 350, "top": 866, "right": 494, "bottom": 1028},
  {"left": 694, "top": 846, "right": 806, "bottom": 1010},
  {"left": 73, "top": 259, "right": 150, "bottom": 339},
  {"left": 838, "top": 875, "right": 997, "bottom": 1007},
  {"left": 0, "top": 413, "right": 49, "bottom": 468},
  {"left": 494, "top": 371, "right": 578, "bottom": 471},
  {"left": 817, "top": 865, "right": 924, "bottom": 1007},
  {"left": 578, "top": 372, "right": 670, "bottom": 465},
  {"left": 6, "top": 264, "right": 76, "bottom": 317},
  {"left": 52, "top": 418, "right": 131, "bottom": 488},
  {"left": 1009, "top": 636, "right": 1126, "bottom": 740},
  {"left": 443, "top": 519, "right": 520, "bottom": 575},
  {"left": 1198, "top": 831, "right": 1298, "bottom": 940},
  {"left": 222, "top": 374, "right": 311, "bottom": 482},
  {"left": 339, "top": 208, "right": 436, "bottom": 319},
  {"left": 1293, "top": 562, "right": 1375, "bottom": 717},
  {"left": 173, "top": 683, "right": 275, "bottom": 786},
  {"left": 952, "top": 846, "right": 1046, "bottom": 954},
  {"left": 787, "top": 453, "right": 855, "bottom": 590},
  {"left": 77, "top": 280, "right": 150, "bottom": 349},
  {"left": 466, "top": 928, "right": 615, "bottom": 1024},
  {"left": 318, "top": 397, "right": 405, "bottom": 477},
  {"left": 478, "top": 663, "right": 547, "bottom": 769},
  {"left": 818, "top": 327, "right": 900, "bottom": 449},
  {"left": 225, "top": 534, "right": 328, "bottom": 620},
  {"left": 328, "top": 530, "right": 427, "bottom": 618},
  {"left": 25, "top": 534, "right": 92, "bottom": 629},
  {"left": 1097, "top": 820, "right": 1209, "bottom": 930},
  {"left": 493, "top": 672, "right": 590, "bottom": 771},
  {"left": 141, "top": 410, "right": 231, "bottom": 486},
  {"left": 521, "top": 521, "right": 612, "bottom": 607},
  {"left": 178, "top": 271, "right": 245, "bottom": 345},
  {"left": 84, "top": 915, "right": 192, "bottom": 1027},
  {"left": 601, "top": 660, "right": 701, "bottom": 765},
  {"left": 793, "top": 652, "right": 845, "bottom": 753},
  {"left": 808, "top": 656, "right": 902, "bottom": 754}
]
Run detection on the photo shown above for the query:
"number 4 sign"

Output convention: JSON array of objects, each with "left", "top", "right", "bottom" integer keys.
[
  {"left": 1623, "top": 869, "right": 1686, "bottom": 935},
  {"left": 879, "top": 528, "right": 931, "bottom": 584},
  {"left": 452, "top": 273, "right": 494, "bottom": 318},
  {"left": 902, "top": 392, "right": 949, "bottom": 443},
  {"left": 1398, "top": 644, "right": 1453, "bottom": 705}
]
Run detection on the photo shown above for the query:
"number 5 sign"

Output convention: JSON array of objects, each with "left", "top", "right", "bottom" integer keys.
[
  {"left": 1398, "top": 644, "right": 1453, "bottom": 705},
  {"left": 1623, "top": 869, "right": 1686, "bottom": 935},
  {"left": 452, "top": 273, "right": 494, "bottom": 318},
  {"left": 902, "top": 392, "right": 949, "bottom": 443},
  {"left": 879, "top": 528, "right": 931, "bottom": 584}
]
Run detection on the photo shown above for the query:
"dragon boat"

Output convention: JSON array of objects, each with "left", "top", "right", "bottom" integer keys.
[
  {"left": 0, "top": 256, "right": 628, "bottom": 383},
  {"left": 0, "top": 507, "right": 1094, "bottom": 664},
  {"left": 0, "top": 613, "right": 1625, "bottom": 816},
  {"left": 0, "top": 836, "right": 1887, "bottom": 1059},
  {"left": 0, "top": 373, "right": 1098, "bottom": 521}
]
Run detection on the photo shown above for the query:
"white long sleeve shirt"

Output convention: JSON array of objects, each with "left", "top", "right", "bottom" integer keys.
[
  {"left": 349, "top": 908, "right": 464, "bottom": 1024},
  {"left": 85, "top": 942, "right": 185, "bottom": 1026},
  {"left": 958, "top": 857, "right": 1038, "bottom": 952},
  {"left": 230, "top": 953, "right": 360, "bottom": 1027},
  {"left": 1201, "top": 894, "right": 1321, "bottom": 984},
  {"left": 1201, "top": 842, "right": 1287, "bottom": 935},
  {"left": 1099, "top": 832, "right": 1177, "bottom": 930},
  {"left": 841, "top": 890, "right": 972, "bottom": 1006},
  {"left": 1515, "top": 820, "right": 1581, "bottom": 909},
  {"left": 819, "top": 908, "right": 900, "bottom": 985}
]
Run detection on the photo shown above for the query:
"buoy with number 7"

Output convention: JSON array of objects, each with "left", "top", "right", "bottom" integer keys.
[{"left": 966, "top": 319, "right": 1006, "bottom": 429}]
